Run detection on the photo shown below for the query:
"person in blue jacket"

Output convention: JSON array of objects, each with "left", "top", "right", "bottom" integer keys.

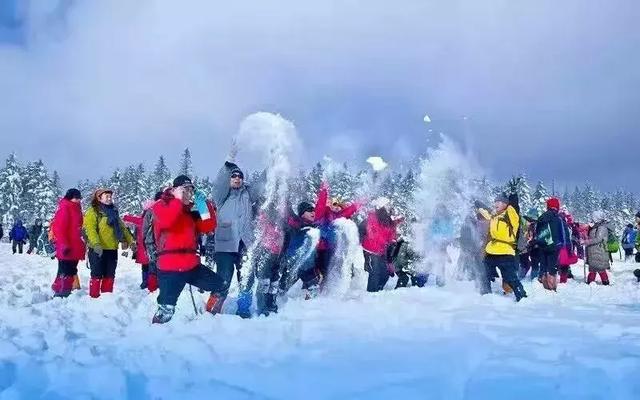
[
  {"left": 9, "top": 220, "right": 29, "bottom": 254},
  {"left": 621, "top": 223, "right": 637, "bottom": 261}
]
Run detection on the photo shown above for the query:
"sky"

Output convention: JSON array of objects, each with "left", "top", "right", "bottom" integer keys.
[{"left": 0, "top": 0, "right": 638, "bottom": 192}]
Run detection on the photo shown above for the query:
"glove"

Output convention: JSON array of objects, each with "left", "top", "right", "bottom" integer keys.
[
  {"left": 193, "top": 190, "right": 210, "bottom": 220},
  {"left": 93, "top": 245, "right": 103, "bottom": 257},
  {"left": 387, "top": 262, "right": 396, "bottom": 277},
  {"left": 62, "top": 247, "right": 71, "bottom": 257},
  {"left": 507, "top": 177, "right": 522, "bottom": 194}
]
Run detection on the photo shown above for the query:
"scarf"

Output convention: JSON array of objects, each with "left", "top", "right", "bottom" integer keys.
[{"left": 100, "top": 204, "right": 124, "bottom": 242}]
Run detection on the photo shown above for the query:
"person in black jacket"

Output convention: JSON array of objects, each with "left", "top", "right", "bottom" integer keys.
[
  {"left": 26, "top": 219, "right": 43, "bottom": 254},
  {"left": 534, "top": 197, "right": 564, "bottom": 290}
]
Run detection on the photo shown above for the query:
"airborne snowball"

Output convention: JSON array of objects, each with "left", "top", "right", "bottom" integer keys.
[
  {"left": 423, "top": 114, "right": 432, "bottom": 123},
  {"left": 366, "top": 156, "right": 388, "bottom": 172}
]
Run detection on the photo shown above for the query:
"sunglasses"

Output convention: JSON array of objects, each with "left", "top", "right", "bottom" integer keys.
[{"left": 230, "top": 173, "right": 243, "bottom": 179}]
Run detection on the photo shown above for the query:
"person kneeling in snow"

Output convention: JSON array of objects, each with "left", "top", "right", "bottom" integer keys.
[
  {"left": 151, "top": 176, "right": 225, "bottom": 324},
  {"left": 361, "top": 197, "right": 404, "bottom": 293}
]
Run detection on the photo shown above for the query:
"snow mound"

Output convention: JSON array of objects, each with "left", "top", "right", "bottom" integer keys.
[{"left": 0, "top": 244, "right": 640, "bottom": 399}]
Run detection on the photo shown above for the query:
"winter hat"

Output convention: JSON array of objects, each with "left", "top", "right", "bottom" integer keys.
[
  {"left": 297, "top": 201, "right": 315, "bottom": 217},
  {"left": 94, "top": 188, "right": 113, "bottom": 199},
  {"left": 591, "top": 210, "right": 605, "bottom": 222},
  {"left": 64, "top": 188, "right": 82, "bottom": 200},
  {"left": 494, "top": 193, "right": 509, "bottom": 204},
  {"left": 546, "top": 197, "right": 560, "bottom": 211},
  {"left": 230, "top": 167, "right": 244, "bottom": 179},
  {"left": 372, "top": 196, "right": 391, "bottom": 210},
  {"left": 172, "top": 175, "right": 193, "bottom": 188},
  {"left": 154, "top": 191, "right": 163, "bottom": 201}
]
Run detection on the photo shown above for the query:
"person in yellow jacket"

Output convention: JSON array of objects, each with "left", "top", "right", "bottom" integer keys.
[
  {"left": 481, "top": 191, "right": 527, "bottom": 301},
  {"left": 84, "top": 188, "right": 134, "bottom": 298}
]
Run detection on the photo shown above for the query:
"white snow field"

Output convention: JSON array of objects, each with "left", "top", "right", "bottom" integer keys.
[{"left": 1, "top": 243, "right": 640, "bottom": 400}]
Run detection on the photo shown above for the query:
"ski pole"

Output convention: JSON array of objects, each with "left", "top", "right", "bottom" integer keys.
[{"left": 188, "top": 284, "right": 199, "bottom": 316}]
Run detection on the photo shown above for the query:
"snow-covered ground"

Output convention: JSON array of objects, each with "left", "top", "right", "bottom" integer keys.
[{"left": 1, "top": 244, "right": 640, "bottom": 400}]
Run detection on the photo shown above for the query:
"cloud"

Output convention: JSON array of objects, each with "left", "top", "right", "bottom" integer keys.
[{"left": 0, "top": 0, "right": 638, "bottom": 191}]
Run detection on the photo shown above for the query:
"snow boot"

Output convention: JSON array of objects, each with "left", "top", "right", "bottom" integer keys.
[
  {"left": 52, "top": 276, "right": 73, "bottom": 297},
  {"left": 586, "top": 272, "right": 597, "bottom": 284},
  {"left": 541, "top": 273, "right": 557, "bottom": 291},
  {"left": 206, "top": 293, "right": 225, "bottom": 315},
  {"left": 147, "top": 273, "right": 158, "bottom": 292},
  {"left": 152, "top": 305, "right": 175, "bottom": 324},
  {"left": 236, "top": 292, "right": 252, "bottom": 319},
  {"left": 51, "top": 275, "right": 64, "bottom": 294},
  {"left": 512, "top": 282, "right": 527, "bottom": 302},
  {"left": 72, "top": 275, "right": 81, "bottom": 291},
  {"left": 89, "top": 278, "right": 101, "bottom": 298},
  {"left": 256, "top": 292, "right": 269, "bottom": 317},
  {"left": 599, "top": 271, "right": 610, "bottom": 285},
  {"left": 304, "top": 285, "right": 319, "bottom": 300},
  {"left": 140, "top": 269, "right": 148, "bottom": 290},
  {"left": 502, "top": 280, "right": 513, "bottom": 295},
  {"left": 634, "top": 269, "right": 640, "bottom": 282},
  {"left": 101, "top": 277, "right": 114, "bottom": 293},
  {"left": 266, "top": 293, "right": 278, "bottom": 314}
]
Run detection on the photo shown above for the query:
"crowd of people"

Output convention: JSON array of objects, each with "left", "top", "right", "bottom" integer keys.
[{"left": 4, "top": 151, "right": 640, "bottom": 324}]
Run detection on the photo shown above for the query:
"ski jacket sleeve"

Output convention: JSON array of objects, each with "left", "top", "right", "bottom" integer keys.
[
  {"left": 195, "top": 201, "right": 218, "bottom": 234},
  {"left": 314, "top": 182, "right": 329, "bottom": 221},
  {"left": 212, "top": 162, "right": 233, "bottom": 208},
  {"left": 83, "top": 208, "right": 101, "bottom": 248},
  {"left": 338, "top": 201, "right": 362, "bottom": 219},
  {"left": 123, "top": 215, "right": 143, "bottom": 227}
]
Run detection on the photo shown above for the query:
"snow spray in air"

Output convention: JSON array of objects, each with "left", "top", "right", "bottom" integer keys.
[
  {"left": 234, "top": 112, "right": 300, "bottom": 292},
  {"left": 411, "top": 134, "right": 485, "bottom": 284}
]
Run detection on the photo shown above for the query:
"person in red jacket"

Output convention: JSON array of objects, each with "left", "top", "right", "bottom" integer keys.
[
  {"left": 123, "top": 198, "right": 157, "bottom": 291},
  {"left": 151, "top": 175, "right": 225, "bottom": 324},
  {"left": 51, "top": 188, "right": 86, "bottom": 297},
  {"left": 361, "top": 197, "right": 404, "bottom": 292},
  {"left": 314, "top": 181, "right": 363, "bottom": 285}
]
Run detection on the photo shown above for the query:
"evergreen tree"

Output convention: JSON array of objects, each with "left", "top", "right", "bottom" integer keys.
[
  {"left": 21, "top": 160, "right": 56, "bottom": 222},
  {"left": 305, "top": 162, "right": 324, "bottom": 201},
  {"left": 108, "top": 169, "right": 123, "bottom": 205},
  {"left": 582, "top": 184, "right": 600, "bottom": 221},
  {"left": 513, "top": 174, "right": 533, "bottom": 212},
  {"left": 51, "top": 170, "right": 62, "bottom": 200},
  {"left": 151, "top": 156, "right": 171, "bottom": 193},
  {"left": 0, "top": 153, "right": 24, "bottom": 224},
  {"left": 179, "top": 148, "right": 193, "bottom": 177},
  {"left": 531, "top": 181, "right": 549, "bottom": 214},
  {"left": 77, "top": 178, "right": 96, "bottom": 210}
]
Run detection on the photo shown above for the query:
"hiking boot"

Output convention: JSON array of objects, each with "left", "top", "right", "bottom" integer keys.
[{"left": 152, "top": 305, "right": 175, "bottom": 324}]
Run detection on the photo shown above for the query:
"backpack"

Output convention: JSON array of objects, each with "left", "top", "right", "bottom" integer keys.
[
  {"left": 142, "top": 209, "right": 157, "bottom": 263},
  {"left": 606, "top": 227, "right": 619, "bottom": 253},
  {"left": 536, "top": 223, "right": 554, "bottom": 247}
]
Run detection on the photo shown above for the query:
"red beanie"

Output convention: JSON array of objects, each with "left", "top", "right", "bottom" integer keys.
[{"left": 547, "top": 197, "right": 560, "bottom": 210}]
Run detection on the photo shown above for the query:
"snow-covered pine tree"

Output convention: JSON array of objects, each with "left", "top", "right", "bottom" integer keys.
[
  {"left": 118, "top": 165, "right": 142, "bottom": 215},
  {"left": 582, "top": 184, "right": 600, "bottom": 221},
  {"left": 561, "top": 186, "right": 572, "bottom": 214},
  {"left": 178, "top": 148, "right": 193, "bottom": 177},
  {"left": 21, "top": 159, "right": 56, "bottom": 222},
  {"left": 150, "top": 156, "right": 172, "bottom": 193},
  {"left": 531, "top": 181, "right": 550, "bottom": 214},
  {"left": 0, "top": 153, "right": 24, "bottom": 224},
  {"left": 305, "top": 162, "right": 323, "bottom": 201},
  {"left": 77, "top": 178, "right": 95, "bottom": 210},
  {"left": 513, "top": 174, "right": 533, "bottom": 212},
  {"left": 51, "top": 170, "right": 62, "bottom": 200},
  {"left": 570, "top": 186, "right": 586, "bottom": 222},
  {"left": 108, "top": 169, "right": 123, "bottom": 206},
  {"left": 328, "top": 162, "right": 356, "bottom": 202}
]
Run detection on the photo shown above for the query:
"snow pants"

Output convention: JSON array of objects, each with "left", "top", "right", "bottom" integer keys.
[
  {"left": 12, "top": 240, "right": 24, "bottom": 254},
  {"left": 58, "top": 260, "right": 79, "bottom": 277},
  {"left": 88, "top": 249, "right": 118, "bottom": 279},
  {"left": 364, "top": 251, "right": 389, "bottom": 292},
  {"left": 539, "top": 248, "right": 560, "bottom": 276},
  {"left": 482, "top": 255, "right": 527, "bottom": 300},
  {"left": 157, "top": 265, "right": 225, "bottom": 306}
]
